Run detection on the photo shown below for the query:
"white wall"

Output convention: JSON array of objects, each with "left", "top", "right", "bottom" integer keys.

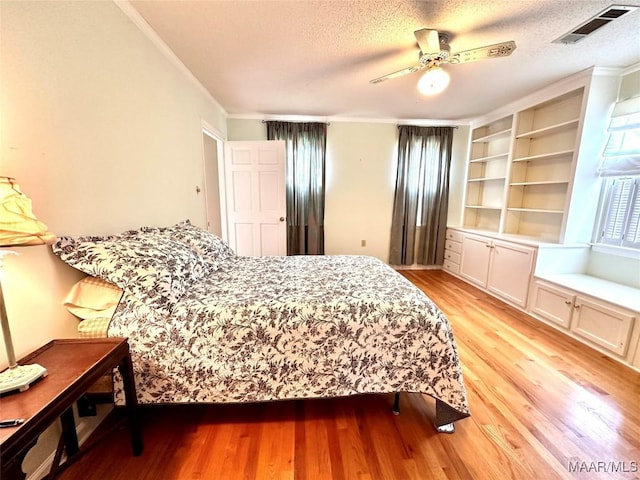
[
  {"left": 324, "top": 122, "right": 397, "bottom": 260},
  {"left": 0, "top": 0, "right": 227, "bottom": 364},
  {"left": 587, "top": 251, "right": 640, "bottom": 288},
  {"left": 227, "top": 119, "right": 469, "bottom": 262},
  {"left": 1, "top": 2, "right": 227, "bottom": 476}
]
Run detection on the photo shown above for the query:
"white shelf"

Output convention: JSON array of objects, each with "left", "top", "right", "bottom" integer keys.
[
  {"left": 465, "top": 205, "right": 503, "bottom": 210},
  {"left": 468, "top": 176, "right": 507, "bottom": 182},
  {"left": 510, "top": 180, "right": 569, "bottom": 186},
  {"left": 470, "top": 153, "right": 509, "bottom": 163},
  {"left": 472, "top": 128, "right": 512, "bottom": 143},
  {"left": 512, "top": 150, "right": 574, "bottom": 163},
  {"left": 507, "top": 207, "right": 564, "bottom": 214},
  {"left": 516, "top": 119, "right": 579, "bottom": 139}
]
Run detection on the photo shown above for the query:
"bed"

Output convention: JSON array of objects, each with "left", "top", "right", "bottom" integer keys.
[{"left": 53, "top": 221, "right": 469, "bottom": 431}]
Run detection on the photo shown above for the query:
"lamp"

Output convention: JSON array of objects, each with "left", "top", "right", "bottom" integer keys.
[
  {"left": 417, "top": 66, "right": 450, "bottom": 96},
  {"left": 0, "top": 176, "right": 56, "bottom": 394}
]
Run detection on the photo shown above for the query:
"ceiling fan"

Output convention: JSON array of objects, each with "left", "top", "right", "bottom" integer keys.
[{"left": 370, "top": 29, "right": 516, "bottom": 93}]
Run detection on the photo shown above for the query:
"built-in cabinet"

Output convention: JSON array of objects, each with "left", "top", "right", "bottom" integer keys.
[
  {"left": 447, "top": 69, "right": 639, "bottom": 371},
  {"left": 446, "top": 231, "right": 640, "bottom": 368},
  {"left": 530, "top": 280, "right": 637, "bottom": 358},
  {"left": 458, "top": 232, "right": 536, "bottom": 308}
]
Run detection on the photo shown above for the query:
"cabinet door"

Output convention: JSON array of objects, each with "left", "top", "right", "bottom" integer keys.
[
  {"left": 529, "top": 281, "right": 575, "bottom": 328},
  {"left": 459, "top": 234, "right": 492, "bottom": 287},
  {"left": 570, "top": 296, "right": 636, "bottom": 356},
  {"left": 486, "top": 241, "right": 535, "bottom": 308}
]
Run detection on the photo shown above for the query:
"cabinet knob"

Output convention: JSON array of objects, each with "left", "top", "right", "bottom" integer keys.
[
  {"left": 574, "top": 304, "right": 580, "bottom": 309},
  {"left": 564, "top": 300, "right": 572, "bottom": 305}
]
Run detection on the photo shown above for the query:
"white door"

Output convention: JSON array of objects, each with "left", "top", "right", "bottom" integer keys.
[
  {"left": 223, "top": 141, "right": 286, "bottom": 256},
  {"left": 459, "top": 234, "right": 492, "bottom": 287},
  {"left": 529, "top": 281, "right": 575, "bottom": 328},
  {"left": 570, "top": 297, "right": 635, "bottom": 356},
  {"left": 486, "top": 240, "right": 535, "bottom": 308}
]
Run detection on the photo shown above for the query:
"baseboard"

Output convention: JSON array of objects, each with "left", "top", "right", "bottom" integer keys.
[
  {"left": 392, "top": 264, "right": 442, "bottom": 271},
  {"left": 26, "top": 404, "right": 113, "bottom": 480}
]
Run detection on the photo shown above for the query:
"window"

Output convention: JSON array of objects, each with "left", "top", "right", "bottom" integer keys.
[
  {"left": 598, "top": 176, "right": 640, "bottom": 249},
  {"left": 596, "top": 93, "right": 640, "bottom": 250}
]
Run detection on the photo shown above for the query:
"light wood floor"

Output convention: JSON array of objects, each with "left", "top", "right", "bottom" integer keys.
[{"left": 58, "top": 270, "right": 640, "bottom": 480}]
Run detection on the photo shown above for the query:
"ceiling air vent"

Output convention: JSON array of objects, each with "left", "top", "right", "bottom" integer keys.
[{"left": 553, "top": 4, "right": 638, "bottom": 44}]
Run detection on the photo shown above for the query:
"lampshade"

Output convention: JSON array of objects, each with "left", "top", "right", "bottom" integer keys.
[
  {"left": 417, "top": 67, "right": 450, "bottom": 96},
  {"left": 0, "top": 176, "right": 54, "bottom": 394},
  {"left": 0, "top": 176, "right": 56, "bottom": 246}
]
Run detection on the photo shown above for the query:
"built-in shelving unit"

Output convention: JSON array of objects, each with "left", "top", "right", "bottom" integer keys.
[
  {"left": 462, "top": 88, "right": 586, "bottom": 242},
  {"left": 463, "top": 115, "right": 514, "bottom": 232},
  {"left": 506, "top": 88, "right": 584, "bottom": 241}
]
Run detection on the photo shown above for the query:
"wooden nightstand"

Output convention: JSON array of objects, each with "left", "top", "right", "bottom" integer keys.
[{"left": 0, "top": 338, "right": 143, "bottom": 480}]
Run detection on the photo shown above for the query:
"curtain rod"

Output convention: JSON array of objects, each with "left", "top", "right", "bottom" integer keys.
[
  {"left": 397, "top": 125, "right": 459, "bottom": 129},
  {"left": 261, "top": 120, "right": 331, "bottom": 125}
]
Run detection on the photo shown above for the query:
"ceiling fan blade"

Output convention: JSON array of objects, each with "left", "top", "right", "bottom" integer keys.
[
  {"left": 414, "top": 29, "right": 441, "bottom": 55},
  {"left": 450, "top": 41, "right": 516, "bottom": 64},
  {"left": 370, "top": 64, "right": 425, "bottom": 84}
]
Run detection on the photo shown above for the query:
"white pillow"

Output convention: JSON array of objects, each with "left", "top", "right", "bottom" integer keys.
[{"left": 63, "top": 276, "right": 123, "bottom": 320}]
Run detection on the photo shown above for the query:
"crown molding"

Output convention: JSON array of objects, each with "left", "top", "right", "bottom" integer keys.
[
  {"left": 622, "top": 62, "right": 640, "bottom": 75},
  {"left": 113, "top": 0, "right": 227, "bottom": 117},
  {"left": 227, "top": 113, "right": 469, "bottom": 127}
]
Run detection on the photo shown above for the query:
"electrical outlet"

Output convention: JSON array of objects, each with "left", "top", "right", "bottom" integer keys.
[{"left": 361, "top": 239, "right": 366, "bottom": 247}]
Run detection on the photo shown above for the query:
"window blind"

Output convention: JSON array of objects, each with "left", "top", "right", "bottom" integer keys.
[
  {"left": 600, "top": 177, "right": 640, "bottom": 248},
  {"left": 598, "top": 95, "right": 640, "bottom": 177}
]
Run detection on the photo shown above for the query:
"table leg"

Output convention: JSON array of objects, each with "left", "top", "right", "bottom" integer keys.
[
  {"left": 60, "top": 407, "right": 79, "bottom": 456},
  {"left": 118, "top": 354, "right": 143, "bottom": 456}
]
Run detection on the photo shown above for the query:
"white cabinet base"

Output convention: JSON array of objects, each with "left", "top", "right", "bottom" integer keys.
[
  {"left": 458, "top": 232, "right": 535, "bottom": 308},
  {"left": 529, "top": 279, "right": 637, "bottom": 362}
]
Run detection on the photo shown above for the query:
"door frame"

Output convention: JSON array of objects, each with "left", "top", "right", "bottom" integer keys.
[{"left": 201, "top": 120, "right": 228, "bottom": 240}]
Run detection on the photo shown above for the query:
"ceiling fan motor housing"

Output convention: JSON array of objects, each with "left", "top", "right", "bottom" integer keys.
[{"left": 419, "top": 32, "right": 451, "bottom": 66}]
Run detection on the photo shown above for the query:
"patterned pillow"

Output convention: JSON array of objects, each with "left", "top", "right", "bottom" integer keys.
[
  {"left": 164, "top": 220, "right": 235, "bottom": 268},
  {"left": 53, "top": 232, "right": 209, "bottom": 314}
]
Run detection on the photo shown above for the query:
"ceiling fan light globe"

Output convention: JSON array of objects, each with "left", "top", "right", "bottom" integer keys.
[{"left": 417, "top": 67, "right": 450, "bottom": 95}]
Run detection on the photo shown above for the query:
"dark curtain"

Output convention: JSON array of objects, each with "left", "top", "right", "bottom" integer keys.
[
  {"left": 266, "top": 121, "right": 327, "bottom": 255},
  {"left": 389, "top": 126, "right": 453, "bottom": 265}
]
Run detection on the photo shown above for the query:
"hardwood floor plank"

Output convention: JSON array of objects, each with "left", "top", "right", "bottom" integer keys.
[
  {"left": 255, "top": 403, "right": 295, "bottom": 480},
  {"left": 57, "top": 270, "right": 640, "bottom": 480}
]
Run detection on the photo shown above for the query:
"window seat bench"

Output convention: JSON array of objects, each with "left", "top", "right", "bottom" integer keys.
[{"left": 535, "top": 273, "right": 640, "bottom": 313}]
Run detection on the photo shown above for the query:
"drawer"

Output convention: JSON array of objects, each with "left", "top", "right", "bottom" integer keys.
[
  {"left": 446, "top": 229, "right": 463, "bottom": 242},
  {"left": 442, "top": 260, "right": 459, "bottom": 274},
  {"left": 445, "top": 240, "right": 462, "bottom": 253},
  {"left": 444, "top": 250, "right": 461, "bottom": 265}
]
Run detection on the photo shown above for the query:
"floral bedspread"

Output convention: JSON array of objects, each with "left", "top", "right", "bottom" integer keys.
[{"left": 108, "top": 255, "right": 469, "bottom": 425}]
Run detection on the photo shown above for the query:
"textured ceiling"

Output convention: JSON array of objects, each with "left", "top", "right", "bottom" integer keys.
[{"left": 128, "top": 0, "right": 640, "bottom": 122}]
